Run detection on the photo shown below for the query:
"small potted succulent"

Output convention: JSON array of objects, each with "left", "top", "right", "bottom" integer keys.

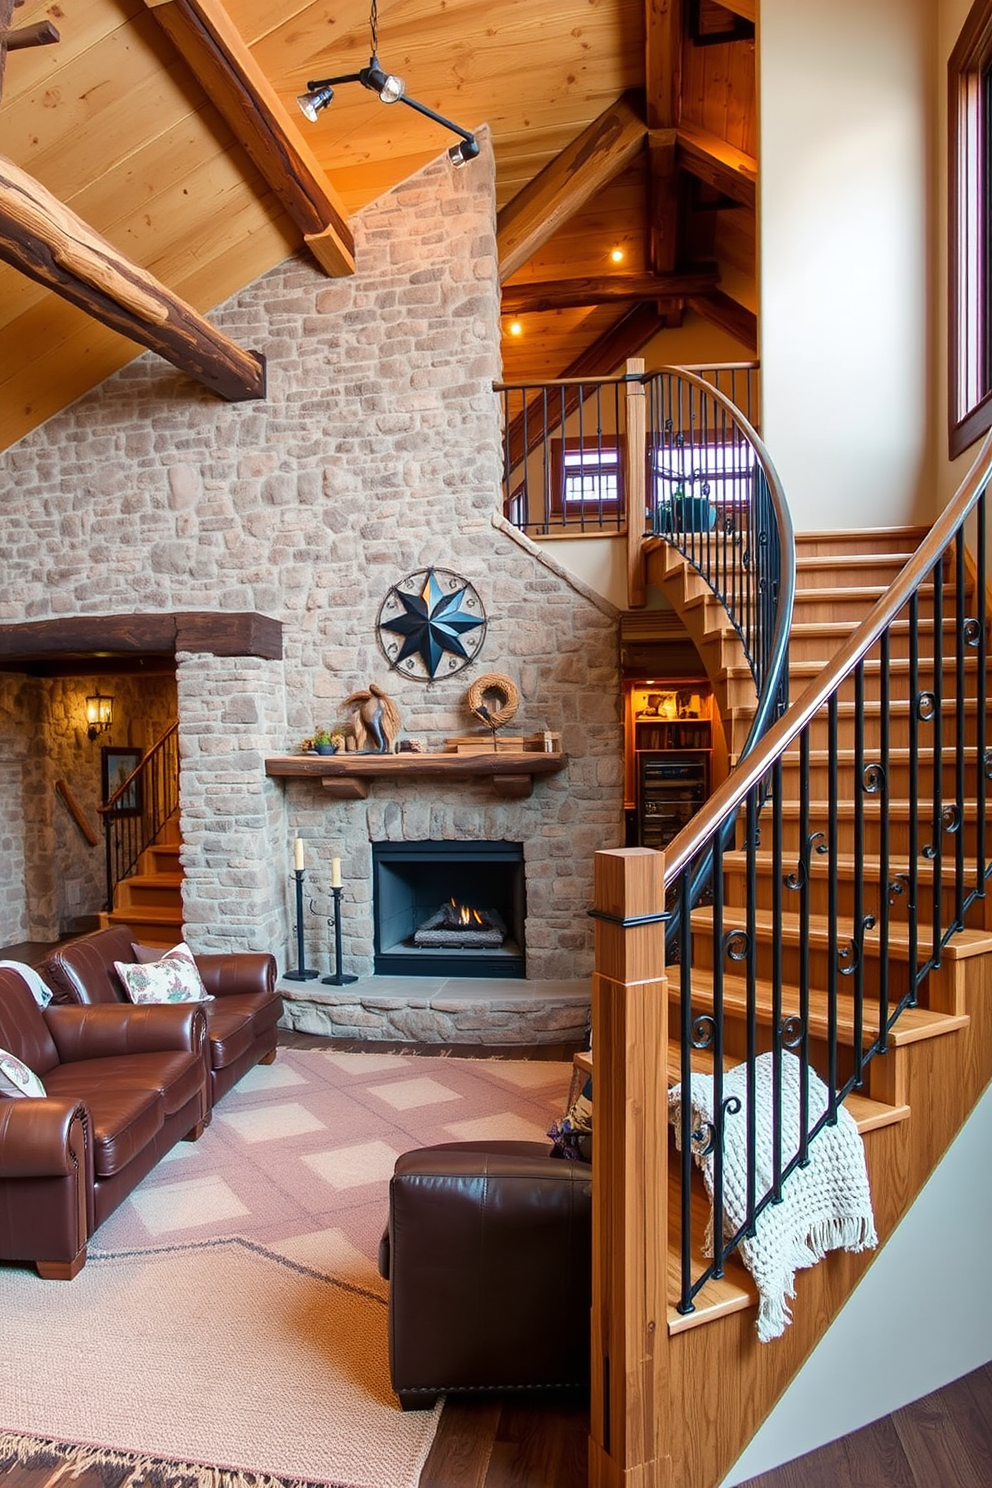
[{"left": 302, "top": 728, "right": 345, "bottom": 755}]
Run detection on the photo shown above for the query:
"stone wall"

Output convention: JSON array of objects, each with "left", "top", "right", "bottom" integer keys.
[{"left": 0, "top": 133, "right": 623, "bottom": 977}]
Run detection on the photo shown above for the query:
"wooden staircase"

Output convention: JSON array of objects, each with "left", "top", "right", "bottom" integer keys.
[
  {"left": 98, "top": 815, "right": 184, "bottom": 947},
  {"left": 590, "top": 526, "right": 992, "bottom": 1488}
]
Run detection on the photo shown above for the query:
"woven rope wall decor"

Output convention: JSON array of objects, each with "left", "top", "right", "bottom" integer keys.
[{"left": 466, "top": 673, "right": 520, "bottom": 728}]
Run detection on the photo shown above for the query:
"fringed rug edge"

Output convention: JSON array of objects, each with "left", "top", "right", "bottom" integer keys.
[{"left": 0, "top": 1431, "right": 353, "bottom": 1488}]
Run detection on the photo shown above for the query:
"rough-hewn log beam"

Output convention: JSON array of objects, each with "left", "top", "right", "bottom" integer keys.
[
  {"left": 6, "top": 18, "right": 59, "bottom": 48},
  {"left": 675, "top": 121, "right": 756, "bottom": 209},
  {"left": 497, "top": 93, "right": 647, "bottom": 282},
  {"left": 0, "top": 612, "right": 283, "bottom": 664},
  {"left": 0, "top": 0, "right": 19, "bottom": 97},
  {"left": 0, "top": 156, "right": 266, "bottom": 402},
  {"left": 502, "top": 267, "right": 718, "bottom": 315},
  {"left": 143, "top": 0, "right": 354, "bottom": 277},
  {"left": 687, "top": 289, "right": 757, "bottom": 352}
]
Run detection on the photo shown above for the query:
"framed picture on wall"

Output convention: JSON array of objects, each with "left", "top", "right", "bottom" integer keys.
[{"left": 101, "top": 746, "right": 143, "bottom": 816}]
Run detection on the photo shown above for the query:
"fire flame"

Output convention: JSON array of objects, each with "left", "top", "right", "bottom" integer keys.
[{"left": 449, "top": 897, "right": 484, "bottom": 926}]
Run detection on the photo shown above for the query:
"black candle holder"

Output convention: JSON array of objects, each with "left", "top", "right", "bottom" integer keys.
[
  {"left": 322, "top": 885, "right": 358, "bottom": 986},
  {"left": 284, "top": 868, "right": 318, "bottom": 981}
]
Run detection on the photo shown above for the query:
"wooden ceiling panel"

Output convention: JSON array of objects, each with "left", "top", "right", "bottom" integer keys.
[
  {"left": 0, "top": 0, "right": 143, "bottom": 106},
  {"left": 499, "top": 304, "right": 630, "bottom": 383},
  {"left": 505, "top": 166, "right": 650, "bottom": 285},
  {"left": 680, "top": 33, "right": 756, "bottom": 158}
]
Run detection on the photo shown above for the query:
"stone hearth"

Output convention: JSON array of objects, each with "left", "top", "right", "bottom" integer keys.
[{"left": 277, "top": 975, "right": 591, "bottom": 1045}]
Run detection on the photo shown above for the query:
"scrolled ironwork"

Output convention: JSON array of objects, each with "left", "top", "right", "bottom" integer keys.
[
  {"left": 888, "top": 873, "right": 913, "bottom": 906},
  {"left": 723, "top": 929, "right": 749, "bottom": 963},
  {"left": 963, "top": 616, "right": 982, "bottom": 648},
  {"left": 941, "top": 802, "right": 962, "bottom": 834},
  {"left": 837, "top": 915, "right": 877, "bottom": 977},
  {"left": 691, "top": 1013, "right": 717, "bottom": 1050},
  {"left": 784, "top": 829, "right": 826, "bottom": 891},
  {"left": 781, "top": 1015, "right": 805, "bottom": 1048},
  {"left": 917, "top": 690, "right": 937, "bottom": 722},
  {"left": 862, "top": 762, "right": 886, "bottom": 794}
]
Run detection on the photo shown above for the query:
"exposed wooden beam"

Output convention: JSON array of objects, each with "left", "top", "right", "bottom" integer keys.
[
  {"left": 675, "top": 121, "right": 756, "bottom": 210},
  {"left": 6, "top": 18, "right": 59, "bottom": 48},
  {"left": 645, "top": 0, "right": 681, "bottom": 275},
  {"left": 687, "top": 289, "right": 757, "bottom": 352},
  {"left": 561, "top": 303, "right": 670, "bottom": 378},
  {"left": 0, "top": 0, "right": 18, "bottom": 98},
  {"left": 502, "top": 268, "right": 718, "bottom": 315},
  {"left": 142, "top": 0, "right": 354, "bottom": 277},
  {"left": 0, "top": 156, "right": 266, "bottom": 402},
  {"left": 0, "top": 612, "right": 283, "bottom": 664},
  {"left": 497, "top": 93, "right": 648, "bottom": 283}
]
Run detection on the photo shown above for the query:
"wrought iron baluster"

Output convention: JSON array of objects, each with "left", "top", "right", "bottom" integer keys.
[
  {"left": 678, "top": 864, "right": 696, "bottom": 1314},
  {"left": 878, "top": 631, "right": 891, "bottom": 1049},
  {"left": 827, "top": 693, "right": 839, "bottom": 1118}
]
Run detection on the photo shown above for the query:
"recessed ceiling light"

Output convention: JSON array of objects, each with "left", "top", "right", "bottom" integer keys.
[
  {"left": 610, "top": 246, "right": 625, "bottom": 264},
  {"left": 507, "top": 320, "right": 523, "bottom": 337}
]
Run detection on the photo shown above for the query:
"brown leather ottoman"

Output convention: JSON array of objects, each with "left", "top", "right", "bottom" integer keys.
[{"left": 378, "top": 1140, "right": 592, "bottom": 1409}]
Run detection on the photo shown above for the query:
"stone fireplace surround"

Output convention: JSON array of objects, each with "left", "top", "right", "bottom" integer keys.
[{"left": 0, "top": 132, "right": 622, "bottom": 1046}]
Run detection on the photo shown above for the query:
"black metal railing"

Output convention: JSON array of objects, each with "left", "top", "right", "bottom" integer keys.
[
  {"left": 496, "top": 362, "right": 760, "bottom": 540},
  {"left": 665, "top": 430, "right": 992, "bottom": 1316},
  {"left": 98, "top": 721, "right": 180, "bottom": 912}
]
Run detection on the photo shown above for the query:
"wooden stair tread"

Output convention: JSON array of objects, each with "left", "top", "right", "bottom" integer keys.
[
  {"left": 721, "top": 847, "right": 984, "bottom": 885},
  {"left": 121, "top": 872, "right": 184, "bottom": 888},
  {"left": 104, "top": 906, "right": 185, "bottom": 925},
  {"left": 689, "top": 907, "right": 992, "bottom": 961},
  {"left": 667, "top": 1175, "right": 757, "bottom": 1333},
  {"left": 683, "top": 970, "right": 970, "bottom": 1046}
]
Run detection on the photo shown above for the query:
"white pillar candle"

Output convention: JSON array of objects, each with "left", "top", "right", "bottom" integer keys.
[
  {"left": 330, "top": 857, "right": 342, "bottom": 888},
  {"left": 294, "top": 838, "right": 305, "bottom": 871}
]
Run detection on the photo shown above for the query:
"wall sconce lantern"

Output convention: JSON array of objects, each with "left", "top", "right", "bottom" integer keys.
[{"left": 86, "top": 691, "right": 114, "bottom": 741}]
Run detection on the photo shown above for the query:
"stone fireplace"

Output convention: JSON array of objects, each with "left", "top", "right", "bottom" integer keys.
[
  {"left": 372, "top": 840, "right": 525, "bottom": 977},
  {"left": 0, "top": 132, "right": 624, "bottom": 1004}
]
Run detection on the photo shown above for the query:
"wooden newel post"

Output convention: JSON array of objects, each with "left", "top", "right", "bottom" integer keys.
[{"left": 588, "top": 847, "right": 671, "bottom": 1488}]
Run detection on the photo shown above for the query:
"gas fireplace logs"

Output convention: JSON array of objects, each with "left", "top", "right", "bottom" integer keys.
[{"left": 414, "top": 902, "right": 507, "bottom": 949}]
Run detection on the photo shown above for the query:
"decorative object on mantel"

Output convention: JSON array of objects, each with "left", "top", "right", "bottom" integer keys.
[
  {"left": 284, "top": 839, "right": 318, "bottom": 982},
  {"left": 376, "top": 568, "right": 487, "bottom": 680},
  {"left": 300, "top": 728, "right": 346, "bottom": 755},
  {"left": 341, "top": 683, "right": 401, "bottom": 753},
  {"left": 462, "top": 671, "right": 521, "bottom": 751}
]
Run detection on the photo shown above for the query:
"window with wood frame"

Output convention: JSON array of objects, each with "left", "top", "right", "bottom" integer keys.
[
  {"left": 551, "top": 437, "right": 626, "bottom": 521},
  {"left": 949, "top": 0, "right": 992, "bottom": 457}
]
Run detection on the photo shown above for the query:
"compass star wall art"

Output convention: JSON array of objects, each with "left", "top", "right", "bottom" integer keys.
[{"left": 376, "top": 568, "right": 488, "bottom": 681}]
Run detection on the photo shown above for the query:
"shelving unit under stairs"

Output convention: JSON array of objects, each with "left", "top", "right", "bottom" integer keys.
[
  {"left": 624, "top": 679, "right": 718, "bottom": 848},
  {"left": 98, "top": 817, "right": 184, "bottom": 948}
]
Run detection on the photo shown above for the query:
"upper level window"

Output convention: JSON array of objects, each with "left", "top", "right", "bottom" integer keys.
[
  {"left": 552, "top": 438, "right": 625, "bottom": 522},
  {"left": 949, "top": 0, "right": 992, "bottom": 457}
]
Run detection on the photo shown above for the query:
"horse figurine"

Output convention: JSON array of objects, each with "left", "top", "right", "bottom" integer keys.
[{"left": 341, "top": 683, "right": 401, "bottom": 753}]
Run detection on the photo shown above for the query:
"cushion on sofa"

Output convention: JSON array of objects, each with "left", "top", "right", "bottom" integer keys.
[
  {"left": 0, "top": 1048, "right": 46, "bottom": 1098},
  {"left": 115, "top": 945, "right": 212, "bottom": 1005},
  {"left": 40, "top": 1075, "right": 164, "bottom": 1178},
  {"left": 200, "top": 1002, "right": 263, "bottom": 1071}
]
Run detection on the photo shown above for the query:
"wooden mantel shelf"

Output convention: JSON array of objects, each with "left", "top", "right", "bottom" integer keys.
[{"left": 264, "top": 750, "right": 568, "bottom": 800}]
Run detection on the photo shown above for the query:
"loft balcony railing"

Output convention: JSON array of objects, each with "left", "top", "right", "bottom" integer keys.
[{"left": 97, "top": 721, "right": 180, "bottom": 912}]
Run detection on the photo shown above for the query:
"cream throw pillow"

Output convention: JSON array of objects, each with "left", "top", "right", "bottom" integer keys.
[
  {"left": 114, "top": 943, "right": 212, "bottom": 1004},
  {"left": 0, "top": 1048, "right": 46, "bottom": 1097}
]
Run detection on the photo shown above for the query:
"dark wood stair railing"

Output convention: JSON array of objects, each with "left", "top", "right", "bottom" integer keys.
[{"left": 97, "top": 720, "right": 180, "bottom": 915}]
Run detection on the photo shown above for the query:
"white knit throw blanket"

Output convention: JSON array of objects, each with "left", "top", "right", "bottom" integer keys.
[{"left": 669, "top": 1050, "right": 878, "bottom": 1341}]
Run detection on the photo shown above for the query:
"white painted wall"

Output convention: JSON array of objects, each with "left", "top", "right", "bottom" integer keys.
[
  {"left": 760, "top": 0, "right": 934, "bottom": 531},
  {"left": 719, "top": 1077, "right": 992, "bottom": 1484}
]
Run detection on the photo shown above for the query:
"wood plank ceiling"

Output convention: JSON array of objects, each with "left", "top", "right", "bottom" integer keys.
[{"left": 0, "top": 0, "right": 756, "bottom": 452}]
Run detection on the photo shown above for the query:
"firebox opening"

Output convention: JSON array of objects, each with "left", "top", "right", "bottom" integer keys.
[{"left": 372, "top": 841, "right": 525, "bottom": 978}]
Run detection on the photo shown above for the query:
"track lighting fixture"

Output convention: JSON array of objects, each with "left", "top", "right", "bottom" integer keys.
[{"left": 297, "top": 0, "right": 479, "bottom": 166}]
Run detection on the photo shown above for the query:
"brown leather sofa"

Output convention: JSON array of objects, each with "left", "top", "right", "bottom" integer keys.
[
  {"left": 379, "top": 1140, "right": 592, "bottom": 1409},
  {"left": 0, "top": 966, "right": 209, "bottom": 1279},
  {"left": 42, "top": 925, "right": 282, "bottom": 1107}
]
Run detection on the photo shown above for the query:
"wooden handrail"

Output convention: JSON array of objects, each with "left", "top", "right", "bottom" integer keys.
[
  {"left": 54, "top": 780, "right": 99, "bottom": 846},
  {"left": 97, "top": 720, "right": 179, "bottom": 815},
  {"left": 664, "top": 425, "right": 992, "bottom": 887}
]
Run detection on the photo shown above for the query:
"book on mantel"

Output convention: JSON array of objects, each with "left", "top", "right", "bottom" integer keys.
[{"left": 445, "top": 734, "right": 525, "bottom": 754}]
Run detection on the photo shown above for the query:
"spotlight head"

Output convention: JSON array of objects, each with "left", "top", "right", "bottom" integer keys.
[
  {"left": 297, "top": 84, "right": 334, "bottom": 122},
  {"left": 362, "top": 58, "right": 405, "bottom": 102},
  {"left": 448, "top": 136, "right": 480, "bottom": 167}
]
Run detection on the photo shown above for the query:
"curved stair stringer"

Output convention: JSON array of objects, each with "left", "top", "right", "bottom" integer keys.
[
  {"left": 661, "top": 915, "right": 992, "bottom": 1488},
  {"left": 642, "top": 536, "right": 757, "bottom": 761}
]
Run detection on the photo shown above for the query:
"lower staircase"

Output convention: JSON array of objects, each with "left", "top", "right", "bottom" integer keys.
[
  {"left": 588, "top": 519, "right": 992, "bottom": 1488},
  {"left": 98, "top": 815, "right": 184, "bottom": 948}
]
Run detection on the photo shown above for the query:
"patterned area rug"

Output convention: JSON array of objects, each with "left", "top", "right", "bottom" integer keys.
[{"left": 0, "top": 1048, "right": 573, "bottom": 1488}]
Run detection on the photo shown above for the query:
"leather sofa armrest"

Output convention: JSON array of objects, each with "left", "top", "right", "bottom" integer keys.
[
  {"left": 195, "top": 953, "right": 277, "bottom": 998},
  {"left": 0, "top": 1097, "right": 90, "bottom": 1177},
  {"left": 44, "top": 1003, "right": 208, "bottom": 1063}
]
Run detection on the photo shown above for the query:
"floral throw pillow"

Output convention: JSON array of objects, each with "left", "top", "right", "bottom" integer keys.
[
  {"left": 114, "top": 944, "right": 212, "bottom": 1005},
  {"left": 0, "top": 1048, "right": 47, "bottom": 1098}
]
